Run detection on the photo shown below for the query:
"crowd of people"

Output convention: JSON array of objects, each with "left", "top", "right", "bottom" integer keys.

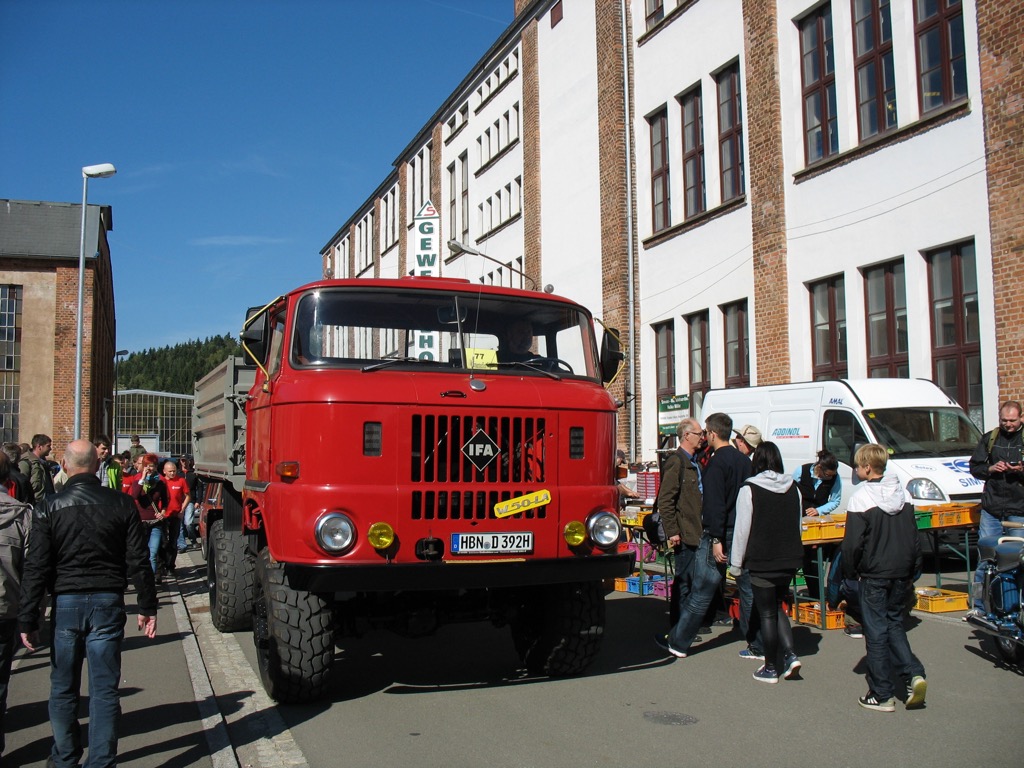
[
  {"left": 0, "top": 431, "right": 202, "bottom": 766},
  {"left": 650, "top": 412, "right": 928, "bottom": 713},
  {"left": 1, "top": 400, "right": 1020, "bottom": 761}
]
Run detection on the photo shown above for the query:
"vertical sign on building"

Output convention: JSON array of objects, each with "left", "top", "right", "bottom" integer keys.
[{"left": 413, "top": 201, "right": 441, "bottom": 360}]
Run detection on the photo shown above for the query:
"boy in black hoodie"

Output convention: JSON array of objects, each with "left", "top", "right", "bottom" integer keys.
[{"left": 841, "top": 443, "right": 926, "bottom": 712}]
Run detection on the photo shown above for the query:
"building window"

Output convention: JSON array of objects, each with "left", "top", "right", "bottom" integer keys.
[
  {"left": 551, "top": 0, "right": 563, "bottom": 27},
  {"left": 687, "top": 311, "right": 710, "bottom": 414},
  {"left": 915, "top": 0, "right": 967, "bottom": 114},
  {"left": 459, "top": 152, "right": 469, "bottom": 241},
  {"left": 853, "top": 0, "right": 897, "bottom": 141},
  {"left": 0, "top": 285, "right": 22, "bottom": 442},
  {"left": 928, "top": 240, "right": 981, "bottom": 425},
  {"left": 863, "top": 260, "right": 908, "bottom": 377},
  {"left": 809, "top": 275, "right": 848, "bottom": 380},
  {"left": 799, "top": 5, "right": 838, "bottom": 163},
  {"left": 716, "top": 63, "right": 745, "bottom": 203},
  {"left": 722, "top": 300, "right": 749, "bottom": 387},
  {"left": 447, "top": 163, "right": 457, "bottom": 241},
  {"left": 654, "top": 321, "right": 675, "bottom": 399},
  {"left": 680, "top": 86, "right": 706, "bottom": 218},
  {"left": 649, "top": 107, "right": 671, "bottom": 233},
  {"left": 646, "top": 0, "right": 664, "bottom": 30}
]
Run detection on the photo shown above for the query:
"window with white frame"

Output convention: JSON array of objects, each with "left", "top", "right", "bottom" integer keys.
[
  {"left": 680, "top": 85, "right": 705, "bottom": 218},
  {"left": 648, "top": 106, "right": 670, "bottom": 233},
  {"left": 809, "top": 274, "right": 848, "bottom": 380},
  {"left": 799, "top": 4, "right": 839, "bottom": 163},
  {"left": 915, "top": 0, "right": 967, "bottom": 114},
  {"left": 722, "top": 299, "right": 749, "bottom": 387},
  {"left": 0, "top": 284, "right": 21, "bottom": 442},
  {"left": 853, "top": 0, "right": 897, "bottom": 141},
  {"left": 716, "top": 63, "right": 745, "bottom": 202}
]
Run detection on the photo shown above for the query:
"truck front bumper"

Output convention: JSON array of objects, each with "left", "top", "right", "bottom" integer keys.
[{"left": 284, "top": 552, "right": 636, "bottom": 593}]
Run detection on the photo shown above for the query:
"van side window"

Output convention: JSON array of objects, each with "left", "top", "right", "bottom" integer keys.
[{"left": 822, "top": 410, "right": 868, "bottom": 466}]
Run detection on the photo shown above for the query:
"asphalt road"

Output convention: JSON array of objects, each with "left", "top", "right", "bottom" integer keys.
[{"left": 6, "top": 549, "right": 1023, "bottom": 768}]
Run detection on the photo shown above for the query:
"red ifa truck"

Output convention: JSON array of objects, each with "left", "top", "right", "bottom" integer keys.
[{"left": 193, "top": 276, "right": 634, "bottom": 703}]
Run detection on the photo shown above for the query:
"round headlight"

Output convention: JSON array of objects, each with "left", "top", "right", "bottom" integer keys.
[
  {"left": 587, "top": 511, "right": 622, "bottom": 549},
  {"left": 367, "top": 522, "right": 395, "bottom": 550},
  {"left": 315, "top": 512, "right": 356, "bottom": 554}
]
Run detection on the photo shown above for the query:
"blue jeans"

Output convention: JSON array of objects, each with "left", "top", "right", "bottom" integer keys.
[
  {"left": 859, "top": 577, "right": 925, "bottom": 700},
  {"left": 147, "top": 524, "right": 165, "bottom": 574},
  {"left": 177, "top": 502, "right": 197, "bottom": 548},
  {"left": 668, "top": 534, "right": 721, "bottom": 651},
  {"left": 670, "top": 544, "right": 697, "bottom": 626},
  {"left": 49, "top": 593, "right": 127, "bottom": 768},
  {"left": 734, "top": 568, "right": 763, "bottom": 655},
  {"left": 973, "top": 511, "right": 1024, "bottom": 608}
]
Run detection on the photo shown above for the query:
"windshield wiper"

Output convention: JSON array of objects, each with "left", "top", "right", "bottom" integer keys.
[
  {"left": 491, "top": 361, "right": 561, "bottom": 380},
  {"left": 361, "top": 356, "right": 426, "bottom": 372}
]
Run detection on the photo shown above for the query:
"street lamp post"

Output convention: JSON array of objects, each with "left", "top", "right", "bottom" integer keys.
[
  {"left": 114, "top": 349, "right": 128, "bottom": 452},
  {"left": 446, "top": 239, "right": 541, "bottom": 291},
  {"left": 74, "top": 163, "right": 117, "bottom": 440}
]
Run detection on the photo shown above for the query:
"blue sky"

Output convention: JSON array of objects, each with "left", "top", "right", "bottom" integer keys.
[{"left": 0, "top": 0, "right": 513, "bottom": 354}]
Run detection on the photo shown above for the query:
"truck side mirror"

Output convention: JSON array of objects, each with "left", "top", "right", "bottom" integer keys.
[
  {"left": 600, "top": 328, "right": 625, "bottom": 384},
  {"left": 241, "top": 306, "right": 268, "bottom": 363}
]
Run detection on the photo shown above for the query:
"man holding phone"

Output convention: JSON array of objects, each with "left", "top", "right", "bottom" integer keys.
[{"left": 968, "top": 400, "right": 1024, "bottom": 613}]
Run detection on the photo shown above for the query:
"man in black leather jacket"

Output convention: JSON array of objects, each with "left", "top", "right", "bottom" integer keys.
[{"left": 18, "top": 439, "right": 157, "bottom": 768}]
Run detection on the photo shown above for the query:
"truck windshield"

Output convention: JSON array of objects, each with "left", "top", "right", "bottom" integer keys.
[
  {"left": 290, "top": 287, "right": 600, "bottom": 380},
  {"left": 863, "top": 407, "right": 982, "bottom": 458}
]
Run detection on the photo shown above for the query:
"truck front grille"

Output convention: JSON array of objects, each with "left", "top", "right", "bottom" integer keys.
[
  {"left": 409, "top": 414, "right": 547, "bottom": 521},
  {"left": 412, "top": 489, "right": 546, "bottom": 521}
]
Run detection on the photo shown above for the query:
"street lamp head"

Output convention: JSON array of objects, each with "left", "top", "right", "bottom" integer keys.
[
  {"left": 115, "top": 349, "right": 129, "bottom": 357},
  {"left": 82, "top": 163, "right": 116, "bottom": 179},
  {"left": 447, "top": 239, "right": 482, "bottom": 258}
]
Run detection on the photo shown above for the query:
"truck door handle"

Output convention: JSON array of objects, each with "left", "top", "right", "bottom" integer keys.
[{"left": 440, "top": 390, "right": 467, "bottom": 398}]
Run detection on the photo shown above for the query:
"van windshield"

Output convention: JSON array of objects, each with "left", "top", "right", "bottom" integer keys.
[
  {"left": 863, "top": 407, "right": 982, "bottom": 458},
  {"left": 289, "top": 287, "right": 599, "bottom": 380}
]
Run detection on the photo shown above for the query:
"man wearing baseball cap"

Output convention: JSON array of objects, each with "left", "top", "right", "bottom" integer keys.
[{"left": 733, "top": 425, "right": 763, "bottom": 457}]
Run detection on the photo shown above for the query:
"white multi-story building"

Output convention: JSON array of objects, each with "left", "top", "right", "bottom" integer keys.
[{"left": 321, "top": 0, "right": 1021, "bottom": 459}]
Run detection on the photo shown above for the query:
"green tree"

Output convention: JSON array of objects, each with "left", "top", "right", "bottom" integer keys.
[{"left": 117, "top": 335, "right": 242, "bottom": 394}]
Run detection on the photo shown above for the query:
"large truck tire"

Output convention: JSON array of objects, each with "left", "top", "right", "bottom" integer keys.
[
  {"left": 253, "top": 548, "right": 334, "bottom": 704},
  {"left": 208, "top": 520, "right": 256, "bottom": 632},
  {"left": 512, "top": 581, "right": 605, "bottom": 676}
]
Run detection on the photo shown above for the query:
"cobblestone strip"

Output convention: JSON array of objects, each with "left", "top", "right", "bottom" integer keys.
[
  {"left": 176, "top": 551, "right": 310, "bottom": 768},
  {"left": 169, "top": 582, "right": 239, "bottom": 768}
]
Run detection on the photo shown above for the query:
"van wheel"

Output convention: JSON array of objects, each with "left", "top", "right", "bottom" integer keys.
[
  {"left": 512, "top": 581, "right": 605, "bottom": 676},
  {"left": 208, "top": 520, "right": 255, "bottom": 632},
  {"left": 253, "top": 548, "right": 334, "bottom": 703}
]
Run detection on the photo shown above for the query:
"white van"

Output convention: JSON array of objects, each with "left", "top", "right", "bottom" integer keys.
[{"left": 700, "top": 379, "right": 983, "bottom": 512}]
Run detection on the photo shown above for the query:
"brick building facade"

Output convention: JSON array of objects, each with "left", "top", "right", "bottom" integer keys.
[{"left": 0, "top": 200, "right": 116, "bottom": 455}]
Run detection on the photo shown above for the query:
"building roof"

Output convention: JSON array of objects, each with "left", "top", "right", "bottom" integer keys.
[{"left": 0, "top": 199, "right": 113, "bottom": 260}]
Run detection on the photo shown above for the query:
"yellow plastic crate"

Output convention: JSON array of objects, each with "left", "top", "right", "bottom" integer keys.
[
  {"left": 794, "top": 601, "right": 845, "bottom": 629},
  {"left": 801, "top": 516, "right": 845, "bottom": 541},
  {"left": 916, "top": 504, "right": 981, "bottom": 528},
  {"left": 914, "top": 588, "right": 969, "bottom": 613},
  {"left": 800, "top": 518, "right": 824, "bottom": 541}
]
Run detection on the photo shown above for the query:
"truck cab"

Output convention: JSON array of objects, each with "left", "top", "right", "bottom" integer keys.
[{"left": 194, "top": 276, "right": 632, "bottom": 703}]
